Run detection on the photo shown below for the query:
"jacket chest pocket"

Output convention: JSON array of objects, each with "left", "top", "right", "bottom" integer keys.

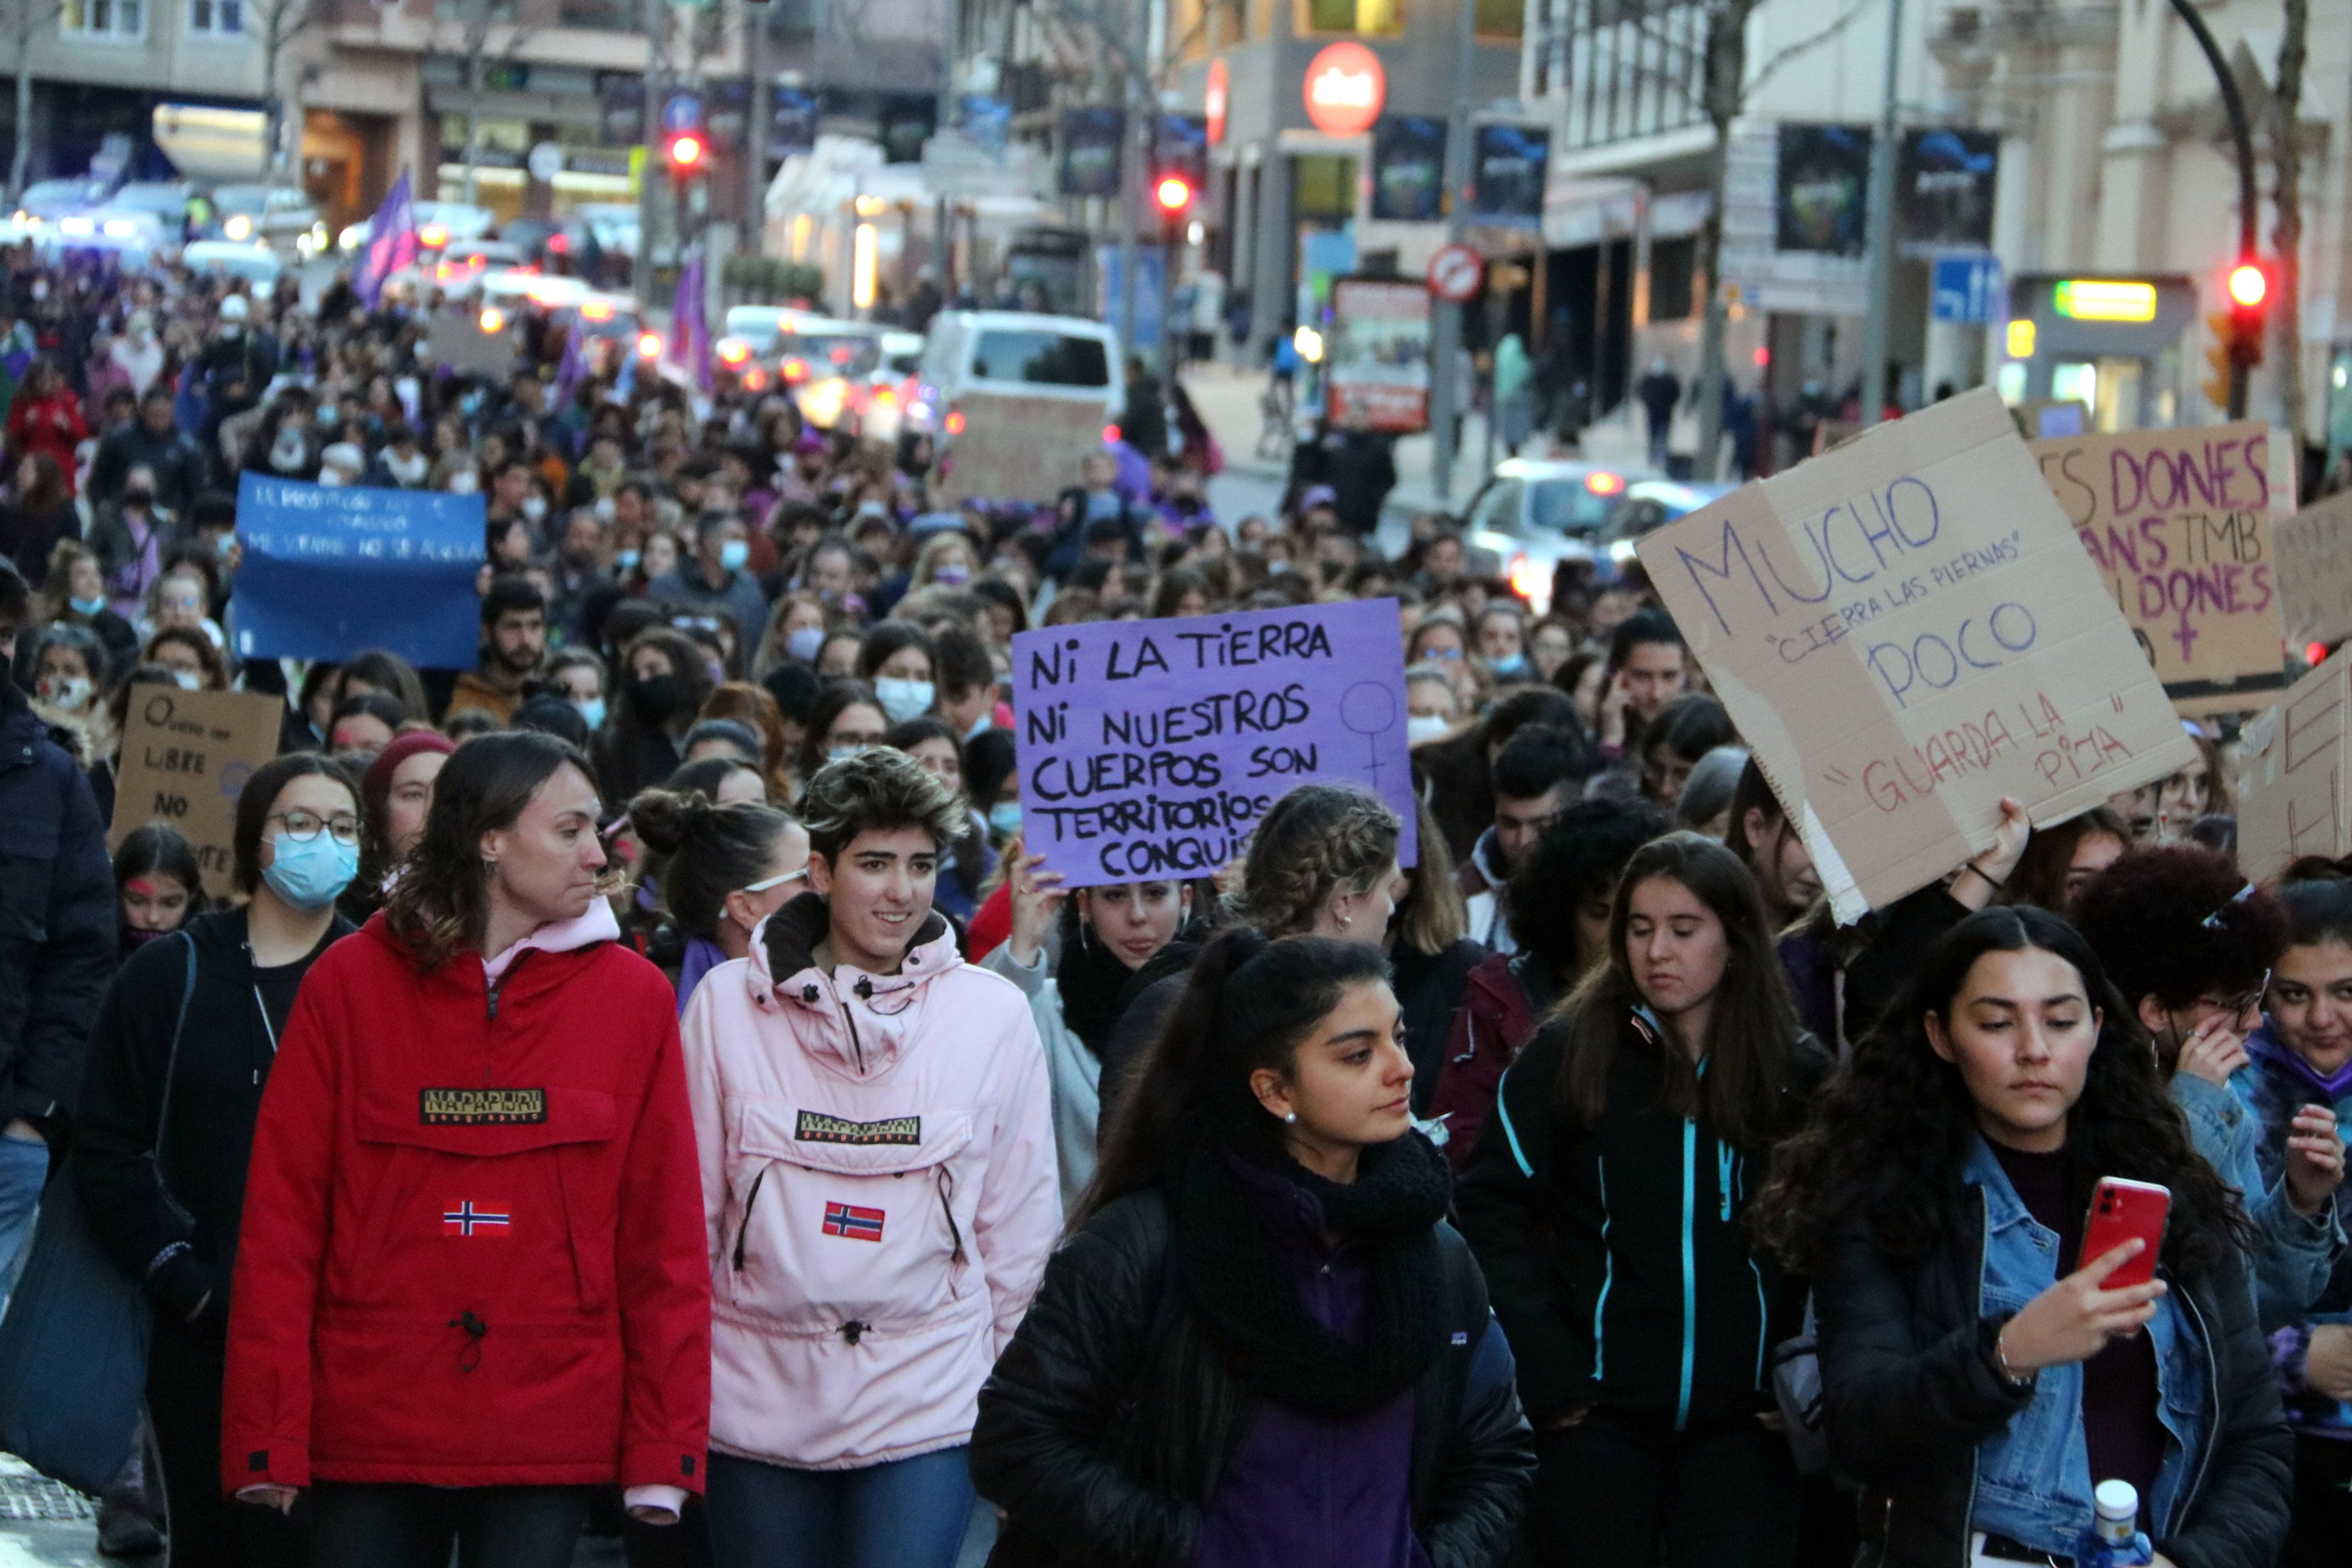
[
  {"left": 348, "top": 1087, "right": 620, "bottom": 1314},
  {"left": 721, "top": 1097, "right": 977, "bottom": 1331}
]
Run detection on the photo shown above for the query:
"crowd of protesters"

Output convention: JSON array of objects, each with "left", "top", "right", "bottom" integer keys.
[{"left": 0, "top": 238, "right": 2345, "bottom": 1568}]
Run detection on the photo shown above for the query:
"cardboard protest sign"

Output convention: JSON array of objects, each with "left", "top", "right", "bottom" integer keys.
[
  {"left": 2028, "top": 421, "right": 2291, "bottom": 716},
  {"left": 232, "top": 474, "right": 486, "bottom": 671},
  {"left": 427, "top": 311, "right": 517, "bottom": 377},
  {"left": 1635, "top": 386, "right": 2194, "bottom": 924},
  {"left": 2274, "top": 489, "right": 2352, "bottom": 653},
  {"left": 1010, "top": 598, "right": 1416, "bottom": 888},
  {"left": 109, "top": 685, "right": 284, "bottom": 899},
  {"left": 933, "top": 395, "right": 1108, "bottom": 505},
  {"left": 2237, "top": 651, "right": 2352, "bottom": 879}
]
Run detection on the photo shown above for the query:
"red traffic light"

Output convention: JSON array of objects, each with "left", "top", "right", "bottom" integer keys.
[
  {"left": 1154, "top": 176, "right": 1193, "bottom": 213},
  {"left": 666, "top": 132, "right": 707, "bottom": 173},
  {"left": 2227, "top": 260, "right": 2268, "bottom": 308}
]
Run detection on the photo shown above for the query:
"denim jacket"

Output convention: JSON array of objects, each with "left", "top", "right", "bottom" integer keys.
[
  {"left": 1964, "top": 1137, "right": 2212, "bottom": 1555},
  {"left": 2170, "top": 1072, "right": 2342, "bottom": 1330}
]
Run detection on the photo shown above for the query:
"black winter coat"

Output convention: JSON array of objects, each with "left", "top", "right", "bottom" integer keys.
[
  {"left": 971, "top": 1188, "right": 1533, "bottom": 1568},
  {"left": 0, "top": 682, "right": 115, "bottom": 1130},
  {"left": 75, "top": 908, "right": 353, "bottom": 1332},
  {"left": 1815, "top": 1197, "right": 2293, "bottom": 1568}
]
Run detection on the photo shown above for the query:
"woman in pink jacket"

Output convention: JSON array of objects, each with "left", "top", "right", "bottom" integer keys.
[{"left": 679, "top": 747, "right": 1059, "bottom": 1568}]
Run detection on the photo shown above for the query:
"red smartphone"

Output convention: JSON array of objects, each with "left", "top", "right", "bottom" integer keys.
[{"left": 2080, "top": 1177, "right": 2170, "bottom": 1288}]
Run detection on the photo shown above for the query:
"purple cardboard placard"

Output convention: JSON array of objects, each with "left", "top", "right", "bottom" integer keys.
[{"left": 1011, "top": 597, "right": 1418, "bottom": 888}]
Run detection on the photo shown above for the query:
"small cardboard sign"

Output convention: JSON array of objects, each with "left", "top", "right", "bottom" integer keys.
[
  {"left": 933, "top": 394, "right": 1108, "bottom": 505},
  {"left": 108, "top": 685, "right": 285, "bottom": 899},
  {"left": 2274, "top": 489, "right": 2352, "bottom": 653},
  {"left": 1010, "top": 598, "right": 1415, "bottom": 888},
  {"left": 2028, "top": 421, "right": 2292, "bottom": 716},
  {"left": 1635, "top": 386, "right": 2195, "bottom": 924},
  {"left": 2237, "top": 651, "right": 2352, "bottom": 880}
]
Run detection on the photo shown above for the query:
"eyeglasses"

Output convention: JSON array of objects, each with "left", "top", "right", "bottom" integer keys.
[
  {"left": 268, "top": 809, "right": 361, "bottom": 846},
  {"left": 742, "top": 868, "right": 808, "bottom": 894},
  {"left": 2199, "top": 970, "right": 2272, "bottom": 1022}
]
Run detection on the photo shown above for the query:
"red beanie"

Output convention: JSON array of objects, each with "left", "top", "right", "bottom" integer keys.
[{"left": 362, "top": 729, "right": 458, "bottom": 823}]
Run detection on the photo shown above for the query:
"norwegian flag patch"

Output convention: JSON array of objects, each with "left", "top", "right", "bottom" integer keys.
[
  {"left": 443, "top": 1201, "right": 511, "bottom": 1237},
  {"left": 821, "top": 1201, "right": 885, "bottom": 1242}
]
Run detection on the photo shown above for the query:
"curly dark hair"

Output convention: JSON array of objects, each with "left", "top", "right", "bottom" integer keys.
[
  {"left": 2068, "top": 845, "right": 2286, "bottom": 1016},
  {"left": 1507, "top": 798, "right": 1670, "bottom": 982},
  {"left": 1756, "top": 905, "right": 2250, "bottom": 1281}
]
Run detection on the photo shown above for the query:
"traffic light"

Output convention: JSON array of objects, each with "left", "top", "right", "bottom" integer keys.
[
  {"left": 1154, "top": 175, "right": 1194, "bottom": 216},
  {"left": 2226, "top": 256, "right": 2269, "bottom": 368},
  {"left": 664, "top": 129, "right": 708, "bottom": 181},
  {"left": 2203, "top": 310, "right": 2235, "bottom": 412}
]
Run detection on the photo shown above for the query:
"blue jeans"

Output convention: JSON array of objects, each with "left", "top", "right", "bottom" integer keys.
[
  {"left": 0, "top": 1130, "right": 51, "bottom": 1300},
  {"left": 705, "top": 1448, "right": 974, "bottom": 1568}
]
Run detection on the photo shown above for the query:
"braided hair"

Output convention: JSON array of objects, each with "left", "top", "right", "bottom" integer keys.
[{"left": 1235, "top": 785, "right": 1401, "bottom": 937}]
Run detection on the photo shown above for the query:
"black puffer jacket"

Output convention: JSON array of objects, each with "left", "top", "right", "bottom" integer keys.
[
  {"left": 1816, "top": 1194, "right": 2293, "bottom": 1568},
  {"left": 971, "top": 1187, "right": 1533, "bottom": 1568}
]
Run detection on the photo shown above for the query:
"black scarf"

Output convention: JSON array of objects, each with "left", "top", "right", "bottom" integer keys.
[
  {"left": 1053, "top": 903, "right": 1144, "bottom": 1058},
  {"left": 1166, "top": 1118, "right": 1452, "bottom": 1416}
]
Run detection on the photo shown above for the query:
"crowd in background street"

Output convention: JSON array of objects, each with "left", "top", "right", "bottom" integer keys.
[{"left": 0, "top": 240, "right": 2345, "bottom": 1568}]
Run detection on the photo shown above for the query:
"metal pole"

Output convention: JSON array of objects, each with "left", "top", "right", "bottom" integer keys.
[
  {"left": 1428, "top": 0, "right": 1476, "bottom": 503},
  {"left": 1116, "top": 0, "right": 1144, "bottom": 363},
  {"left": 2166, "top": 0, "right": 2260, "bottom": 418},
  {"left": 935, "top": 0, "right": 956, "bottom": 296},
  {"left": 747, "top": 0, "right": 768, "bottom": 257},
  {"left": 635, "top": 0, "right": 665, "bottom": 311},
  {"left": 1856, "top": 0, "right": 1903, "bottom": 429}
]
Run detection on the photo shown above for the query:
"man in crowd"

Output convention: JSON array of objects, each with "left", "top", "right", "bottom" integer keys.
[
  {"left": 649, "top": 511, "right": 770, "bottom": 652},
  {"left": 1596, "top": 607, "right": 1690, "bottom": 757},
  {"left": 1457, "top": 723, "right": 1588, "bottom": 952},
  {"left": 445, "top": 574, "right": 548, "bottom": 725}
]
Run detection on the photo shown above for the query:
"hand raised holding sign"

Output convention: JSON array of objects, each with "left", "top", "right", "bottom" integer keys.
[{"left": 1004, "top": 842, "right": 1069, "bottom": 970}]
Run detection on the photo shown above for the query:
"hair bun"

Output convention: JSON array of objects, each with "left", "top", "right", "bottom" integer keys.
[{"left": 625, "top": 786, "right": 713, "bottom": 857}]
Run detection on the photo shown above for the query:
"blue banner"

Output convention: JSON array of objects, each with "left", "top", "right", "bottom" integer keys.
[{"left": 231, "top": 474, "right": 486, "bottom": 670}]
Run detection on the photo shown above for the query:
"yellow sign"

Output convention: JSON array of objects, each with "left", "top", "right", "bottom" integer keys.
[{"left": 2051, "top": 279, "right": 2158, "bottom": 323}]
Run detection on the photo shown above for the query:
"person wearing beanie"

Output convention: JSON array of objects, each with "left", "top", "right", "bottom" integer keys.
[{"left": 346, "top": 731, "right": 456, "bottom": 923}]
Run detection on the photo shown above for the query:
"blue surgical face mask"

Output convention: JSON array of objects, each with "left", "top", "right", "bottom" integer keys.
[
  {"left": 719, "top": 540, "right": 750, "bottom": 572},
  {"left": 826, "top": 743, "right": 867, "bottom": 766},
  {"left": 262, "top": 832, "right": 359, "bottom": 912},
  {"left": 70, "top": 594, "right": 106, "bottom": 616},
  {"left": 988, "top": 802, "right": 1022, "bottom": 837},
  {"left": 576, "top": 696, "right": 607, "bottom": 731},
  {"left": 1488, "top": 652, "right": 1529, "bottom": 678},
  {"left": 874, "top": 676, "right": 934, "bottom": 723},
  {"left": 785, "top": 625, "right": 826, "bottom": 662},
  {"left": 614, "top": 548, "right": 640, "bottom": 571}
]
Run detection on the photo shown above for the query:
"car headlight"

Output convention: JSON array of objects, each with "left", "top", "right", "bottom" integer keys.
[
  {"left": 223, "top": 214, "right": 252, "bottom": 241},
  {"left": 1608, "top": 539, "right": 1637, "bottom": 563},
  {"left": 58, "top": 217, "right": 94, "bottom": 237},
  {"left": 102, "top": 219, "right": 135, "bottom": 238}
]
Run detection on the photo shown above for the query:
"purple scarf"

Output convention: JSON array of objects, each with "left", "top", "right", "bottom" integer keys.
[
  {"left": 674, "top": 935, "right": 728, "bottom": 1016},
  {"left": 2247, "top": 1027, "right": 2352, "bottom": 1102}
]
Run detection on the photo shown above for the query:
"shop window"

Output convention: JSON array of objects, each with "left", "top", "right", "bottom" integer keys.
[
  {"left": 61, "top": 0, "right": 144, "bottom": 40},
  {"left": 1297, "top": 0, "right": 1400, "bottom": 35},
  {"left": 1649, "top": 235, "right": 1694, "bottom": 320},
  {"left": 1293, "top": 154, "right": 1355, "bottom": 217},
  {"left": 1475, "top": 0, "right": 1521, "bottom": 39}
]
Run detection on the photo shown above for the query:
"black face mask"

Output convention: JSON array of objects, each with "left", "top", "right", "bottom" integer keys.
[{"left": 629, "top": 673, "right": 684, "bottom": 723}]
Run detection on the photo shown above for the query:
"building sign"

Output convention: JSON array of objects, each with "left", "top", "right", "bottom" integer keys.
[
  {"left": 1303, "top": 41, "right": 1384, "bottom": 138},
  {"left": 1470, "top": 124, "right": 1547, "bottom": 227},
  {"left": 1897, "top": 128, "right": 1999, "bottom": 252},
  {"left": 1059, "top": 107, "right": 1125, "bottom": 198},
  {"left": 1776, "top": 123, "right": 1871, "bottom": 257}
]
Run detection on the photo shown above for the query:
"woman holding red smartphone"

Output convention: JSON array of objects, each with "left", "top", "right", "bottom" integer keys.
[{"left": 1760, "top": 906, "right": 2291, "bottom": 1568}]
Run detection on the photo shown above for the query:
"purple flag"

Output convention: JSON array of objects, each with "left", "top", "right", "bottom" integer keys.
[
  {"left": 667, "top": 252, "right": 711, "bottom": 394},
  {"left": 552, "top": 314, "right": 587, "bottom": 407},
  {"left": 352, "top": 171, "right": 418, "bottom": 309}
]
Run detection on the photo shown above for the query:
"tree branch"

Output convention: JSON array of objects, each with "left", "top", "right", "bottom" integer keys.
[{"left": 1745, "top": 0, "right": 1866, "bottom": 97}]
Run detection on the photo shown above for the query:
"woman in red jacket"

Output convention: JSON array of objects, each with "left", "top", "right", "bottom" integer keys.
[
  {"left": 6, "top": 358, "right": 86, "bottom": 493},
  {"left": 224, "top": 730, "right": 711, "bottom": 1567}
]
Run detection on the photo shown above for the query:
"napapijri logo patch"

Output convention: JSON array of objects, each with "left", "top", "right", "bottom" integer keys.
[
  {"left": 421, "top": 1087, "right": 547, "bottom": 1124},
  {"left": 794, "top": 1110, "right": 919, "bottom": 1146}
]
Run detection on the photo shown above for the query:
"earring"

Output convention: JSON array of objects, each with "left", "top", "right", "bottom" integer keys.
[
  {"left": 1283, "top": 1112, "right": 1298, "bottom": 1125},
  {"left": 1337, "top": 912, "right": 1352, "bottom": 928}
]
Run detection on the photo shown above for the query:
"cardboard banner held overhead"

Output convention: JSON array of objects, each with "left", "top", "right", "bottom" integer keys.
[
  {"left": 109, "top": 685, "right": 285, "bottom": 900},
  {"left": 1635, "top": 386, "right": 2194, "bottom": 924},
  {"left": 2237, "top": 650, "right": 2352, "bottom": 881},
  {"left": 2028, "top": 421, "right": 2292, "bottom": 716},
  {"left": 1010, "top": 598, "right": 1415, "bottom": 888},
  {"left": 933, "top": 396, "right": 1109, "bottom": 505},
  {"left": 2274, "top": 488, "right": 2352, "bottom": 654}
]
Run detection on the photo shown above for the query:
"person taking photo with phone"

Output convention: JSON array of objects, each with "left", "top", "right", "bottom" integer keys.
[{"left": 1759, "top": 906, "right": 2292, "bottom": 1568}]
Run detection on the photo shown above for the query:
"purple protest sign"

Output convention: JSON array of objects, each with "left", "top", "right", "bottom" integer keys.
[{"left": 1011, "top": 598, "right": 1417, "bottom": 888}]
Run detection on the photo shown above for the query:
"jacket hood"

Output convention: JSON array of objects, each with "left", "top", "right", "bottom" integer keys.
[
  {"left": 745, "top": 890, "right": 961, "bottom": 1074},
  {"left": 484, "top": 899, "right": 620, "bottom": 980}
]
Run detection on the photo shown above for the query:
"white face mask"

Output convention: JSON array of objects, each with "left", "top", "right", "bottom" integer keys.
[
  {"left": 521, "top": 495, "right": 548, "bottom": 522},
  {"left": 448, "top": 469, "right": 480, "bottom": 494},
  {"left": 36, "top": 673, "right": 91, "bottom": 710},
  {"left": 1407, "top": 713, "right": 1453, "bottom": 747},
  {"left": 874, "top": 677, "right": 935, "bottom": 724},
  {"left": 170, "top": 669, "right": 202, "bottom": 690},
  {"left": 385, "top": 449, "right": 428, "bottom": 485}
]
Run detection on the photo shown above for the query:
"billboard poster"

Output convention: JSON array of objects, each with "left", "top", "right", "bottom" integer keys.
[
  {"left": 1470, "top": 124, "right": 1547, "bottom": 226},
  {"left": 1060, "top": 107, "right": 1125, "bottom": 198},
  {"left": 1898, "top": 128, "right": 1999, "bottom": 251},
  {"left": 1327, "top": 277, "right": 1430, "bottom": 433},
  {"left": 1370, "top": 115, "right": 1445, "bottom": 222},
  {"left": 1777, "top": 123, "right": 1871, "bottom": 257}
]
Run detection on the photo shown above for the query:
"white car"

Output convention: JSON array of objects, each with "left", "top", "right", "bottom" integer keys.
[
  {"left": 41, "top": 207, "right": 171, "bottom": 265},
  {"left": 1449, "top": 457, "right": 1664, "bottom": 612},
  {"left": 182, "top": 239, "right": 284, "bottom": 288},
  {"left": 12, "top": 177, "right": 105, "bottom": 228},
  {"left": 412, "top": 201, "right": 495, "bottom": 250},
  {"left": 910, "top": 310, "right": 1125, "bottom": 438}
]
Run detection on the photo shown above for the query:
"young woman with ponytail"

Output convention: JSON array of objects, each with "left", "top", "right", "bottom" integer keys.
[
  {"left": 971, "top": 928, "right": 1534, "bottom": 1568},
  {"left": 625, "top": 786, "right": 809, "bottom": 1011}
]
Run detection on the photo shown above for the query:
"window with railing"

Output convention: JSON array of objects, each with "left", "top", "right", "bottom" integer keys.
[
  {"left": 1536, "top": 0, "right": 1708, "bottom": 149},
  {"left": 61, "top": 0, "right": 144, "bottom": 40}
]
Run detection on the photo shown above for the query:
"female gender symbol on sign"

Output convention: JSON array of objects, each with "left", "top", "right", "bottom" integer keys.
[{"left": 1340, "top": 682, "right": 1399, "bottom": 791}]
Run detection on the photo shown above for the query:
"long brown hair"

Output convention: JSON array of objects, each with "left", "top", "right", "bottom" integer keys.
[
  {"left": 1554, "top": 831, "right": 1798, "bottom": 1151},
  {"left": 384, "top": 730, "right": 621, "bottom": 967}
]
